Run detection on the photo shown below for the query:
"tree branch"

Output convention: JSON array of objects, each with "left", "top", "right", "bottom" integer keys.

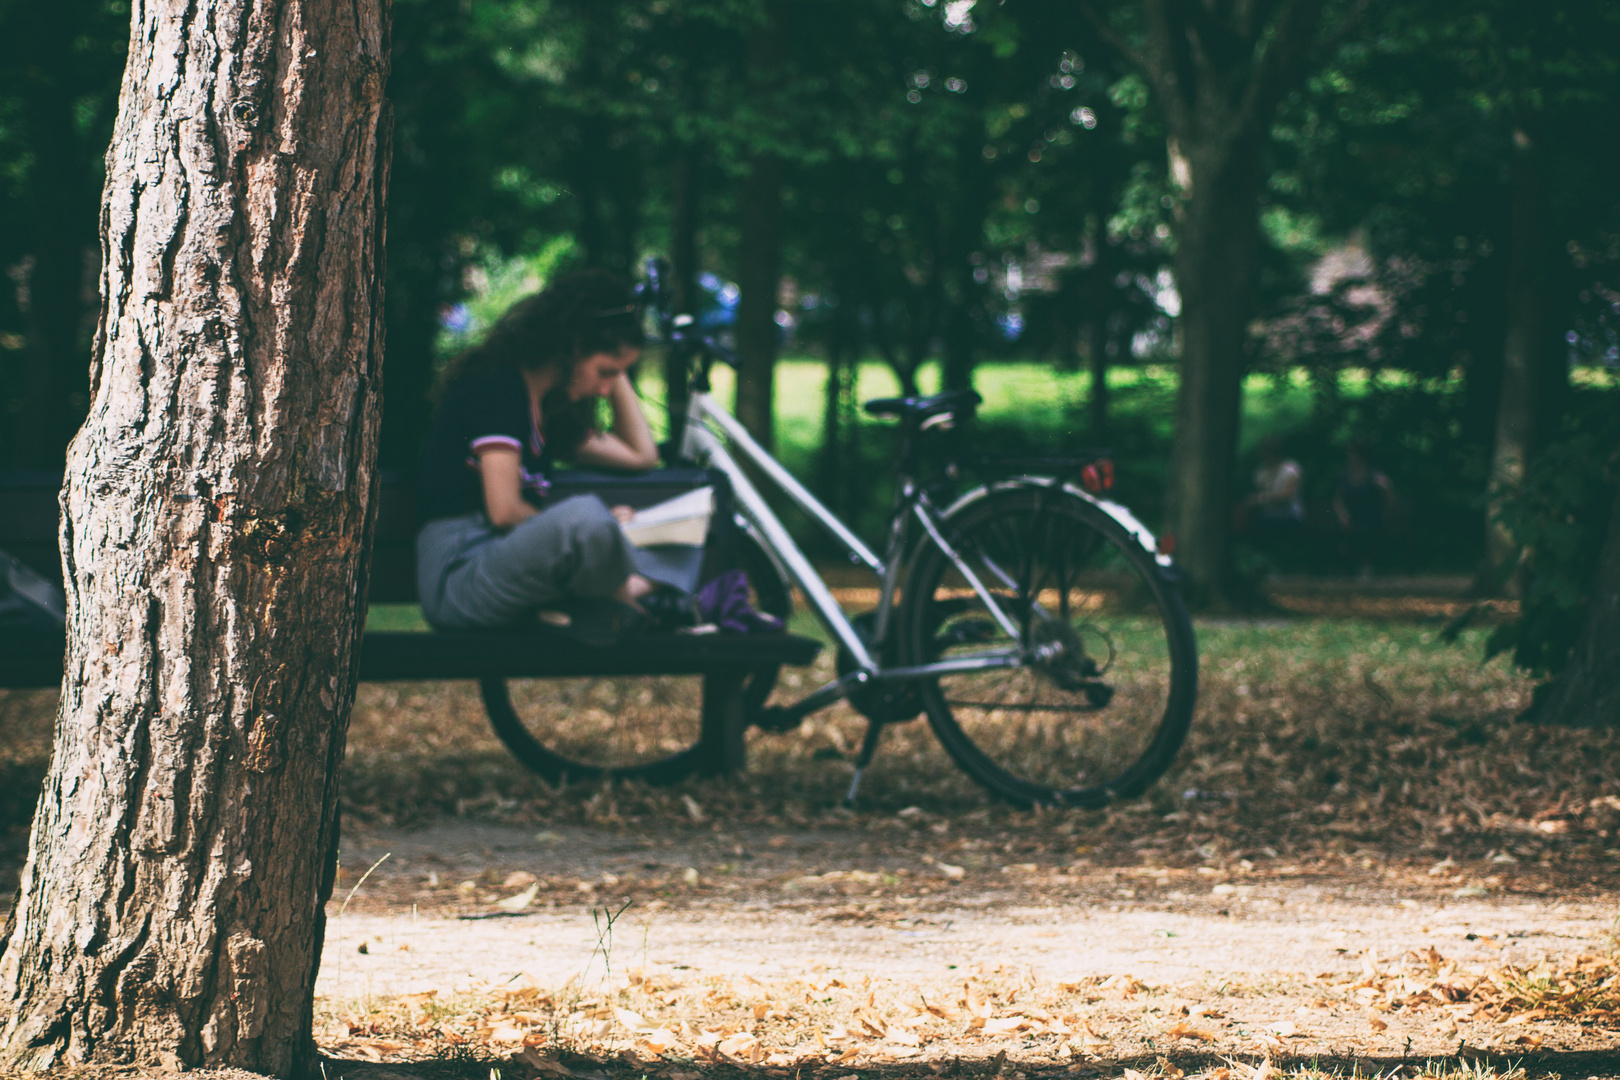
[
  {"left": 1240, "top": 0, "right": 1325, "bottom": 128},
  {"left": 1076, "top": 1, "right": 1154, "bottom": 79}
]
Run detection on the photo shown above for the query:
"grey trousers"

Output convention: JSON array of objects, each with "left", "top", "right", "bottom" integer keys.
[{"left": 417, "top": 495, "right": 637, "bottom": 631}]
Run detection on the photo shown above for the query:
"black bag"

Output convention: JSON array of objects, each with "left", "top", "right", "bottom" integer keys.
[{"left": 0, "top": 547, "right": 66, "bottom": 634}]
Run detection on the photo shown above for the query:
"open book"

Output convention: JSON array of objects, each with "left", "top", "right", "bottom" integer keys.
[{"left": 620, "top": 486, "right": 714, "bottom": 547}]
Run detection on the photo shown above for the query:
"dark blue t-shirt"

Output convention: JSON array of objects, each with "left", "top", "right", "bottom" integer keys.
[{"left": 419, "top": 366, "right": 555, "bottom": 524}]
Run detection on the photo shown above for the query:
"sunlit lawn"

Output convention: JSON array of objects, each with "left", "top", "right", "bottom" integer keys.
[{"left": 636, "top": 356, "right": 1326, "bottom": 483}]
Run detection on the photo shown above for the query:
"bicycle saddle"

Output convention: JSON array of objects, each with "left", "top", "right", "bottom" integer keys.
[{"left": 862, "top": 389, "right": 982, "bottom": 426}]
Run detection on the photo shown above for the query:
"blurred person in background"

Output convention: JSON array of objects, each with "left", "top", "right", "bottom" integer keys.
[
  {"left": 1240, "top": 435, "right": 1306, "bottom": 567},
  {"left": 1333, "top": 437, "right": 1397, "bottom": 581}
]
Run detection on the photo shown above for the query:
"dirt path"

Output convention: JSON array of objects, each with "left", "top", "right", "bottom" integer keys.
[{"left": 318, "top": 819, "right": 1620, "bottom": 1074}]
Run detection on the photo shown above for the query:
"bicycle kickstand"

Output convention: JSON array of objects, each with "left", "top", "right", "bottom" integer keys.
[{"left": 843, "top": 720, "right": 887, "bottom": 809}]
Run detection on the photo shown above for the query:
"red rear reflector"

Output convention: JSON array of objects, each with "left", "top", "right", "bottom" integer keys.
[
  {"left": 1156, "top": 533, "right": 1176, "bottom": 555},
  {"left": 1080, "top": 459, "right": 1115, "bottom": 494}
]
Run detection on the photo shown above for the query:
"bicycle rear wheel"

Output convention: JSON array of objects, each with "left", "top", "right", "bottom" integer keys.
[
  {"left": 480, "top": 528, "right": 790, "bottom": 785},
  {"left": 901, "top": 485, "right": 1197, "bottom": 807}
]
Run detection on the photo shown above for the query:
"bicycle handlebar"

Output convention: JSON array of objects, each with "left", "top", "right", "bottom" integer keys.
[{"left": 637, "top": 257, "right": 744, "bottom": 396}]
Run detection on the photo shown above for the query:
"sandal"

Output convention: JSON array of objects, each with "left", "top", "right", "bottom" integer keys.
[{"left": 637, "top": 582, "right": 698, "bottom": 632}]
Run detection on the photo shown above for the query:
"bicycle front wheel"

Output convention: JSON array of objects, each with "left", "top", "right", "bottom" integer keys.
[{"left": 901, "top": 485, "right": 1197, "bottom": 807}]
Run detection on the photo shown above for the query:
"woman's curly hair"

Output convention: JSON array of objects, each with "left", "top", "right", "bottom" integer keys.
[{"left": 440, "top": 268, "right": 645, "bottom": 453}]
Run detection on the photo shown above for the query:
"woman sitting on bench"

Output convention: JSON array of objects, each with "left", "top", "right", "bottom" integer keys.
[{"left": 416, "top": 269, "right": 677, "bottom": 632}]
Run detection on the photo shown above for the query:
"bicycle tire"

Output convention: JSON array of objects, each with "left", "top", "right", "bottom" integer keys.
[
  {"left": 480, "top": 528, "right": 791, "bottom": 786},
  {"left": 901, "top": 484, "right": 1197, "bottom": 807}
]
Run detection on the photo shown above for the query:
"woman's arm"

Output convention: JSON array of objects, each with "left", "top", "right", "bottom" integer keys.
[
  {"left": 575, "top": 376, "right": 659, "bottom": 471},
  {"left": 477, "top": 447, "right": 538, "bottom": 529}
]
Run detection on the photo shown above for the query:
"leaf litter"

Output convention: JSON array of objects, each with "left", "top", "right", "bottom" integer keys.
[{"left": 6, "top": 615, "right": 1620, "bottom": 1078}]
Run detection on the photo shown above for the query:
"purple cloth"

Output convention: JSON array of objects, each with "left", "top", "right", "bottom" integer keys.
[{"left": 696, "top": 570, "right": 785, "bottom": 635}]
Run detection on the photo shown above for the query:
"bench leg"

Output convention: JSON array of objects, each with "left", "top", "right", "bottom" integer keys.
[{"left": 698, "top": 668, "right": 748, "bottom": 777}]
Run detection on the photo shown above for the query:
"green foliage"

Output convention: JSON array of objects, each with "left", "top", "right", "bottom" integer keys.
[
  {"left": 435, "top": 235, "right": 580, "bottom": 363},
  {"left": 1484, "top": 391, "right": 1620, "bottom": 679},
  {"left": 3, "top": 0, "right": 1619, "bottom": 605}
]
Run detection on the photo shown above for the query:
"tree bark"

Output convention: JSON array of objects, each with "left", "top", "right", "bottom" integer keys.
[
  {"left": 1532, "top": 482, "right": 1620, "bottom": 727},
  {"left": 1485, "top": 127, "right": 1549, "bottom": 591},
  {"left": 940, "top": 135, "right": 993, "bottom": 395},
  {"left": 1086, "top": 318, "right": 1109, "bottom": 442},
  {"left": 0, "top": 0, "right": 389, "bottom": 1075},
  {"left": 734, "top": 152, "right": 782, "bottom": 449},
  {"left": 1165, "top": 139, "right": 1265, "bottom": 603},
  {"left": 733, "top": 1, "right": 784, "bottom": 447},
  {"left": 665, "top": 145, "right": 701, "bottom": 429}
]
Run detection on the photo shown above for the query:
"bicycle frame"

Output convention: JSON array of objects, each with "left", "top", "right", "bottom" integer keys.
[{"left": 680, "top": 388, "right": 1051, "bottom": 722}]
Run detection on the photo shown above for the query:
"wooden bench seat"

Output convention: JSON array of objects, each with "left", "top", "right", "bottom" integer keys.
[
  {"left": 0, "top": 625, "right": 822, "bottom": 689},
  {"left": 1, "top": 469, "right": 822, "bottom": 782}
]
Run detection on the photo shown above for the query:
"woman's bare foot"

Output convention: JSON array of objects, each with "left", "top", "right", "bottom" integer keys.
[{"left": 613, "top": 573, "right": 655, "bottom": 608}]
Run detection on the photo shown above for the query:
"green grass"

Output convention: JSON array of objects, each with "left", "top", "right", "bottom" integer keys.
[
  {"left": 637, "top": 356, "right": 1329, "bottom": 529},
  {"left": 639, "top": 355, "right": 1348, "bottom": 466}
]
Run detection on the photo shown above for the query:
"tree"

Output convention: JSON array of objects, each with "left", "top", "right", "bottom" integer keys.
[
  {"left": 733, "top": 2, "right": 786, "bottom": 448},
  {"left": 1081, "top": 0, "right": 1351, "bottom": 603},
  {"left": 1533, "top": 483, "right": 1620, "bottom": 726},
  {"left": 0, "top": 0, "right": 389, "bottom": 1073}
]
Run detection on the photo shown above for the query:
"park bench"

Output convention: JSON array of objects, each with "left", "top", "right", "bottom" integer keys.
[{"left": 0, "top": 469, "right": 822, "bottom": 778}]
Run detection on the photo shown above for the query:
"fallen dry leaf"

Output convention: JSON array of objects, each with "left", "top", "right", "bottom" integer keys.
[
  {"left": 981, "top": 1016, "right": 1032, "bottom": 1037},
  {"left": 496, "top": 883, "right": 539, "bottom": 912},
  {"left": 351, "top": 1040, "right": 404, "bottom": 1061},
  {"left": 477, "top": 1019, "right": 530, "bottom": 1044},
  {"left": 717, "top": 1031, "right": 763, "bottom": 1064},
  {"left": 1502, "top": 1009, "right": 1549, "bottom": 1026},
  {"left": 640, "top": 1028, "right": 680, "bottom": 1055},
  {"left": 614, "top": 1007, "right": 655, "bottom": 1034},
  {"left": 1165, "top": 1022, "right": 1215, "bottom": 1042},
  {"left": 520, "top": 1047, "right": 573, "bottom": 1077}
]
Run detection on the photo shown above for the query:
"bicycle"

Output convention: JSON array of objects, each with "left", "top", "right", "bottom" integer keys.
[{"left": 486, "top": 259, "right": 1199, "bottom": 808}]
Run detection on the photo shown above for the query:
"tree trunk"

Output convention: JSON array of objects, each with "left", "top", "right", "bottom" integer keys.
[
  {"left": 734, "top": 152, "right": 782, "bottom": 448},
  {"left": 573, "top": 124, "right": 609, "bottom": 267},
  {"left": 0, "top": 1, "right": 389, "bottom": 1075},
  {"left": 1165, "top": 140, "right": 1264, "bottom": 605},
  {"left": 940, "top": 143, "right": 992, "bottom": 394},
  {"left": 378, "top": 270, "right": 441, "bottom": 469},
  {"left": 1083, "top": 0, "right": 1325, "bottom": 606},
  {"left": 1485, "top": 127, "right": 1549, "bottom": 590},
  {"left": 1532, "top": 482, "right": 1620, "bottom": 726},
  {"left": 818, "top": 263, "right": 860, "bottom": 508},
  {"left": 665, "top": 146, "right": 701, "bottom": 431},
  {"left": 1086, "top": 318, "right": 1109, "bottom": 443}
]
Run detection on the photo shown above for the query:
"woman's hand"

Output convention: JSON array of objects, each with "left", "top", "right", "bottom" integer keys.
[{"left": 575, "top": 375, "right": 659, "bottom": 471}]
